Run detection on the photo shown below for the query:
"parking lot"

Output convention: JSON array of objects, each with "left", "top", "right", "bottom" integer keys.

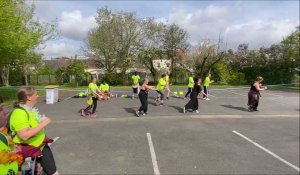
[{"left": 37, "top": 87, "right": 299, "bottom": 174}]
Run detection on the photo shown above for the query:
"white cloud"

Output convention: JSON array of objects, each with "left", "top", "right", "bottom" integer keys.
[
  {"left": 224, "top": 19, "right": 299, "bottom": 49},
  {"left": 58, "top": 10, "right": 97, "bottom": 41},
  {"left": 166, "top": 5, "right": 299, "bottom": 50},
  {"left": 38, "top": 42, "right": 79, "bottom": 59},
  {"left": 168, "top": 5, "right": 233, "bottom": 42}
]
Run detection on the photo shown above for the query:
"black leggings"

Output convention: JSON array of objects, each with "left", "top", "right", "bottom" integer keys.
[
  {"left": 84, "top": 97, "right": 98, "bottom": 113},
  {"left": 156, "top": 90, "right": 164, "bottom": 100},
  {"left": 185, "top": 92, "right": 199, "bottom": 111},
  {"left": 138, "top": 91, "right": 148, "bottom": 113},
  {"left": 185, "top": 87, "right": 192, "bottom": 97},
  {"left": 203, "top": 86, "right": 208, "bottom": 98},
  {"left": 39, "top": 145, "right": 57, "bottom": 175}
]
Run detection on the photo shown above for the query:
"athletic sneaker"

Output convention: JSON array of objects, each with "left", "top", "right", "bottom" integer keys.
[
  {"left": 81, "top": 109, "right": 87, "bottom": 117},
  {"left": 136, "top": 111, "right": 140, "bottom": 117},
  {"left": 187, "top": 109, "right": 193, "bottom": 112},
  {"left": 183, "top": 107, "right": 186, "bottom": 113},
  {"left": 205, "top": 98, "right": 210, "bottom": 101},
  {"left": 48, "top": 137, "right": 60, "bottom": 147},
  {"left": 248, "top": 107, "right": 253, "bottom": 112},
  {"left": 142, "top": 113, "right": 146, "bottom": 116},
  {"left": 195, "top": 110, "right": 199, "bottom": 113},
  {"left": 90, "top": 113, "right": 97, "bottom": 118}
]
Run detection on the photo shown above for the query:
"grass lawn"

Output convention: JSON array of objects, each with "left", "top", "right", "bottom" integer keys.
[{"left": 0, "top": 87, "right": 45, "bottom": 106}]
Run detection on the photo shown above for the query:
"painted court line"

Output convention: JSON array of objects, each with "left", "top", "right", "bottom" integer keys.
[
  {"left": 191, "top": 114, "right": 299, "bottom": 119},
  {"left": 232, "top": 130, "right": 299, "bottom": 172},
  {"left": 147, "top": 133, "right": 160, "bottom": 175},
  {"left": 51, "top": 114, "right": 299, "bottom": 124},
  {"left": 63, "top": 96, "right": 74, "bottom": 101}
]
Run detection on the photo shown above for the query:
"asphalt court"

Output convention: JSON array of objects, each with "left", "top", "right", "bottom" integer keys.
[{"left": 37, "top": 87, "right": 299, "bottom": 174}]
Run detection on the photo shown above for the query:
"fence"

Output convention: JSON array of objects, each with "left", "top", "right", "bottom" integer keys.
[{"left": 30, "top": 75, "right": 57, "bottom": 85}]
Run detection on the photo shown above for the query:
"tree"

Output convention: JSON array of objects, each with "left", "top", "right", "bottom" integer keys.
[
  {"left": 0, "top": 0, "right": 56, "bottom": 86},
  {"left": 137, "top": 18, "right": 165, "bottom": 82},
  {"left": 280, "top": 26, "right": 300, "bottom": 82},
  {"left": 55, "top": 67, "right": 68, "bottom": 85},
  {"left": 66, "top": 60, "right": 87, "bottom": 87},
  {"left": 230, "top": 27, "right": 300, "bottom": 84},
  {"left": 0, "top": 0, "right": 23, "bottom": 86},
  {"left": 190, "top": 37, "right": 227, "bottom": 79},
  {"left": 162, "top": 24, "right": 189, "bottom": 77},
  {"left": 87, "top": 7, "right": 141, "bottom": 74}
]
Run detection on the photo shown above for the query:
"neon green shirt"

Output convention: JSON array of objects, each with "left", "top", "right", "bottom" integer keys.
[
  {"left": 131, "top": 75, "right": 140, "bottom": 85},
  {"left": 188, "top": 76, "right": 194, "bottom": 88},
  {"left": 156, "top": 78, "right": 166, "bottom": 91},
  {"left": 88, "top": 82, "right": 99, "bottom": 97},
  {"left": 0, "top": 133, "right": 18, "bottom": 174},
  {"left": 204, "top": 76, "right": 211, "bottom": 87},
  {"left": 10, "top": 106, "right": 45, "bottom": 147},
  {"left": 100, "top": 83, "right": 109, "bottom": 92}
]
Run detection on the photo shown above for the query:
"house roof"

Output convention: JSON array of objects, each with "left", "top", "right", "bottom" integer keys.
[
  {"left": 43, "top": 57, "right": 100, "bottom": 70},
  {"left": 43, "top": 57, "right": 72, "bottom": 70}
]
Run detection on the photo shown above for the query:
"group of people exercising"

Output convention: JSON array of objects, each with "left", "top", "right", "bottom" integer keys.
[{"left": 80, "top": 70, "right": 267, "bottom": 117}]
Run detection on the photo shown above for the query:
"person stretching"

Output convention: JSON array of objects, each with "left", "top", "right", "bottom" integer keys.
[
  {"left": 155, "top": 74, "right": 167, "bottom": 106},
  {"left": 81, "top": 77, "right": 104, "bottom": 118},
  {"left": 136, "top": 78, "right": 156, "bottom": 117},
  {"left": 183, "top": 78, "right": 205, "bottom": 113}
]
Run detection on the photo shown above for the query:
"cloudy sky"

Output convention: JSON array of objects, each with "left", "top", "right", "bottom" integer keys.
[{"left": 31, "top": 0, "right": 299, "bottom": 59}]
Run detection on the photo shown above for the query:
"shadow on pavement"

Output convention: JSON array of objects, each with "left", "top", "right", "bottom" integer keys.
[
  {"left": 123, "top": 107, "right": 136, "bottom": 115},
  {"left": 168, "top": 105, "right": 183, "bottom": 113},
  {"left": 148, "top": 101, "right": 157, "bottom": 106},
  {"left": 221, "top": 105, "right": 249, "bottom": 112}
]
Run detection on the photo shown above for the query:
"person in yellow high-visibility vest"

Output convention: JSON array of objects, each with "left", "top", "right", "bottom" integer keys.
[
  {"left": 131, "top": 72, "right": 141, "bottom": 99},
  {"left": 0, "top": 97, "right": 19, "bottom": 175},
  {"left": 9, "top": 87, "right": 58, "bottom": 174},
  {"left": 99, "top": 79, "right": 112, "bottom": 100},
  {"left": 155, "top": 74, "right": 167, "bottom": 106},
  {"left": 203, "top": 73, "right": 214, "bottom": 100},
  {"left": 184, "top": 74, "right": 194, "bottom": 99},
  {"left": 81, "top": 77, "right": 104, "bottom": 118}
]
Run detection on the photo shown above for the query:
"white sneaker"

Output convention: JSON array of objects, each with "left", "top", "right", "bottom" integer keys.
[
  {"left": 195, "top": 110, "right": 199, "bottom": 113},
  {"left": 135, "top": 111, "right": 140, "bottom": 117},
  {"left": 206, "top": 98, "right": 210, "bottom": 101},
  {"left": 183, "top": 107, "right": 186, "bottom": 113}
]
